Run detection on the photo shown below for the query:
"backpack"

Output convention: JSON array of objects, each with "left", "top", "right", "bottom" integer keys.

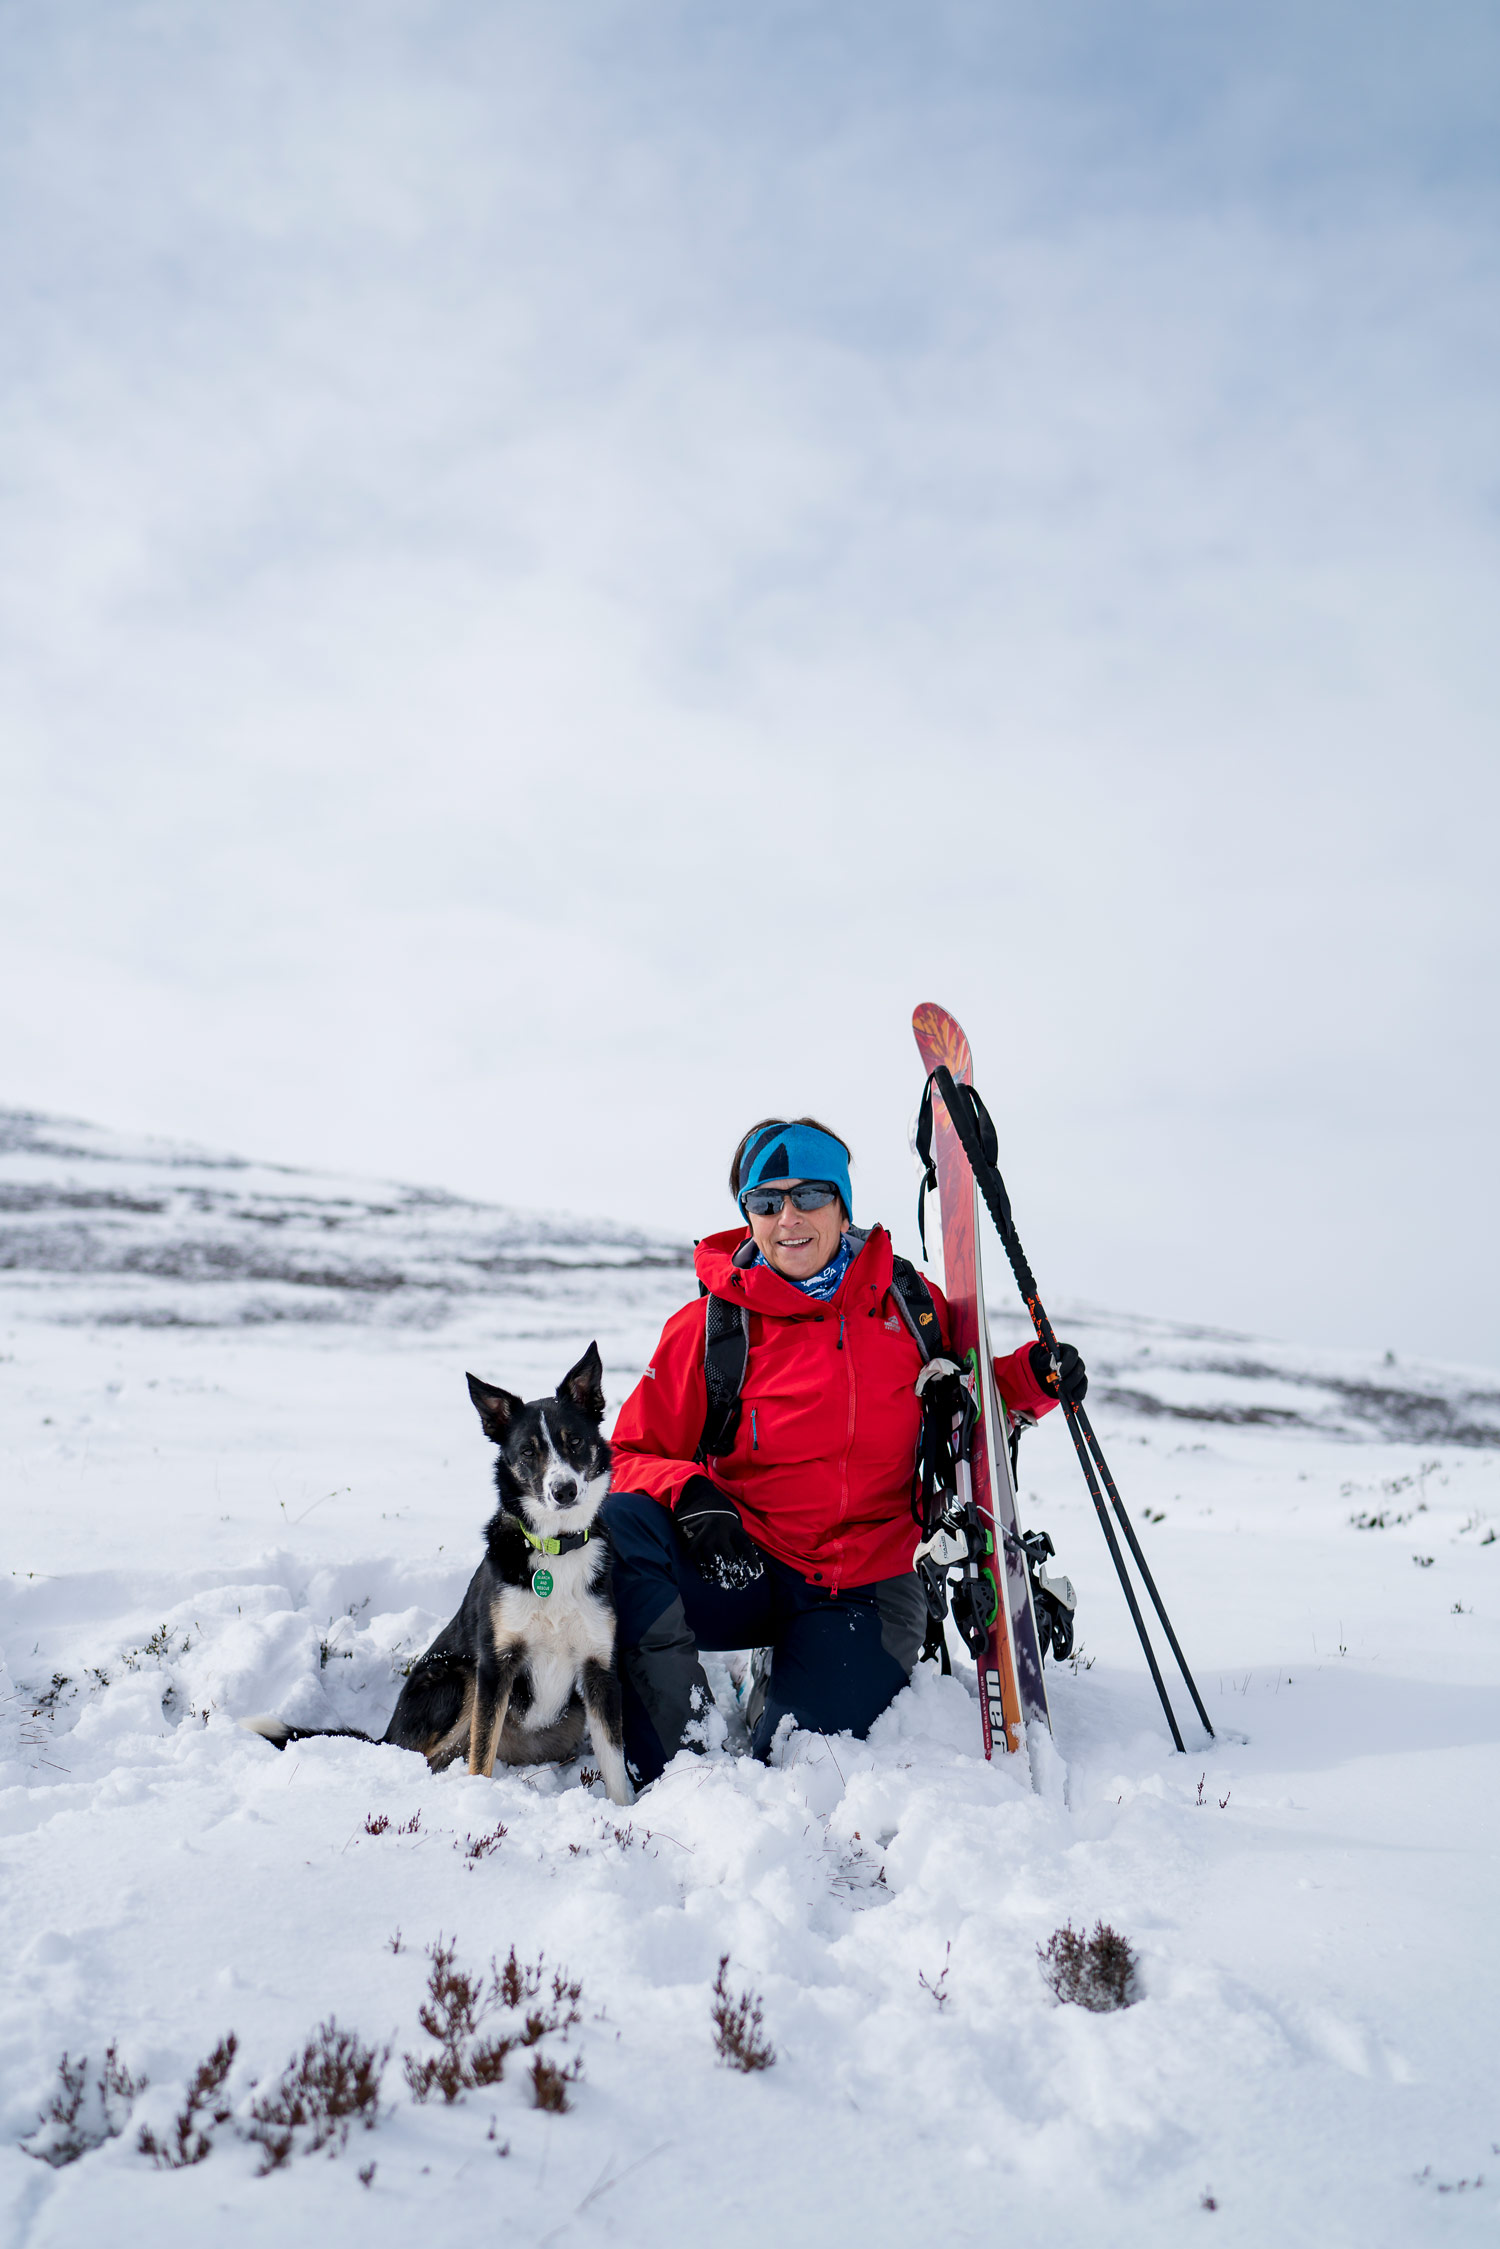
[{"left": 693, "top": 1241, "right": 941, "bottom": 1464}]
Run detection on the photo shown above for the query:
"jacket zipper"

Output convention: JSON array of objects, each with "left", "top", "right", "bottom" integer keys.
[
  {"left": 751, "top": 1407, "right": 758, "bottom": 1450},
  {"left": 834, "top": 1305, "right": 857, "bottom": 1594}
]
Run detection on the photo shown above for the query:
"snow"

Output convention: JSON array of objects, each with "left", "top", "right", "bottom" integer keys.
[{"left": 4, "top": 1114, "right": 1499, "bottom": 2246}]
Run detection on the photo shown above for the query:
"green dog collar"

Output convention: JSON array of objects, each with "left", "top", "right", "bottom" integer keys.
[{"left": 517, "top": 1524, "right": 593, "bottom": 1559}]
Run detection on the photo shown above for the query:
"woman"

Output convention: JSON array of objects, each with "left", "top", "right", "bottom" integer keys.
[{"left": 601, "top": 1117, "right": 1087, "bottom": 1785}]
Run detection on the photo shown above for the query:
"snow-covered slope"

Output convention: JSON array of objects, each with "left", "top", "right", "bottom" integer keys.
[
  {"left": 0, "top": 1107, "right": 688, "bottom": 1325},
  {"left": 3, "top": 1115, "right": 1498, "bottom": 2247}
]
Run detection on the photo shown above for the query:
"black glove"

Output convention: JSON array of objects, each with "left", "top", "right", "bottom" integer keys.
[
  {"left": 1030, "top": 1339, "right": 1088, "bottom": 1407},
  {"left": 674, "top": 1476, "right": 766, "bottom": 1589}
]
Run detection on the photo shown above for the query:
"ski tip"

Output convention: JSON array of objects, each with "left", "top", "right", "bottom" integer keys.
[{"left": 912, "top": 1002, "right": 972, "bottom": 1079}]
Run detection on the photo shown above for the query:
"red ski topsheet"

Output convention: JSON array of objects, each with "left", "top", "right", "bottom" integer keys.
[{"left": 912, "top": 1001, "right": 1050, "bottom": 1757}]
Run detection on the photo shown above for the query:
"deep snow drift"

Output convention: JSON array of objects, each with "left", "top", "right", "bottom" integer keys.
[{"left": 3, "top": 1112, "right": 1498, "bottom": 2248}]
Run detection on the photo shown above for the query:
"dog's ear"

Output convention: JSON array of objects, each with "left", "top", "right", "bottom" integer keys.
[
  {"left": 556, "top": 1341, "right": 606, "bottom": 1424},
  {"left": 467, "top": 1372, "right": 525, "bottom": 1445}
]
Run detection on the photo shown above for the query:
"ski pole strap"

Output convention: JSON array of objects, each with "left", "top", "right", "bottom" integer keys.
[
  {"left": 915, "top": 1073, "right": 988, "bottom": 1259},
  {"left": 927, "top": 1066, "right": 1059, "bottom": 1361},
  {"left": 917, "top": 1069, "right": 1017, "bottom": 1268},
  {"left": 913, "top": 1070, "right": 1000, "bottom": 1262},
  {"left": 913, "top": 1076, "right": 937, "bottom": 1262}
]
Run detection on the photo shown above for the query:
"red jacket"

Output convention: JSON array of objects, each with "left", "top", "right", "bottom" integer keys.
[{"left": 609, "top": 1224, "right": 1057, "bottom": 1591}]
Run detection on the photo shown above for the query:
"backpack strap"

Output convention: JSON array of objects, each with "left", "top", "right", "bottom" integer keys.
[
  {"left": 887, "top": 1254, "right": 940, "bottom": 1362},
  {"left": 696, "top": 1293, "right": 751, "bottom": 1464}
]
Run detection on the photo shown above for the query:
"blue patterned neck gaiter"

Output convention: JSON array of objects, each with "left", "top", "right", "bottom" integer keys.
[{"left": 755, "top": 1231, "right": 854, "bottom": 1302}]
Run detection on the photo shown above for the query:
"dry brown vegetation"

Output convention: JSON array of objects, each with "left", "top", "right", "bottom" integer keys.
[
  {"left": 1038, "top": 1921, "right": 1139, "bottom": 2012},
  {"left": 710, "top": 1956, "right": 776, "bottom": 2072}
]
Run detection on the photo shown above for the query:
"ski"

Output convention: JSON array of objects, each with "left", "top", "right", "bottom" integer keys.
[
  {"left": 911, "top": 1002, "right": 1051, "bottom": 1762},
  {"left": 919, "top": 1054, "right": 1214, "bottom": 1753}
]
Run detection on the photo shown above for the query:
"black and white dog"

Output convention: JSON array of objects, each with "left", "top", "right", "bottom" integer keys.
[{"left": 243, "top": 1344, "right": 632, "bottom": 1804}]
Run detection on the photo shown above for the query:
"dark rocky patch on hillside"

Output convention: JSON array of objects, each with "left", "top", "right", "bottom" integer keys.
[{"left": 0, "top": 1109, "right": 688, "bottom": 1330}]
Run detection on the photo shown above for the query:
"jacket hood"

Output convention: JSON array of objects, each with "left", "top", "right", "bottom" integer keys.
[{"left": 694, "top": 1223, "right": 893, "bottom": 1313}]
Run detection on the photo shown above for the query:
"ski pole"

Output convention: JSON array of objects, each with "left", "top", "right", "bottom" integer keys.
[
  {"left": 1061, "top": 1399, "right": 1185, "bottom": 1751},
  {"left": 915, "top": 1069, "right": 1183, "bottom": 1743},
  {"left": 923, "top": 1065, "right": 1188, "bottom": 1746},
  {"left": 1073, "top": 1406, "right": 1216, "bottom": 1739},
  {"left": 921, "top": 1066, "right": 1213, "bottom": 1747},
  {"left": 929, "top": 1063, "right": 1213, "bottom": 1741}
]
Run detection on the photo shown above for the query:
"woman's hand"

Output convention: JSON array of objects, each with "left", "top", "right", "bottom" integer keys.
[
  {"left": 1029, "top": 1339, "right": 1088, "bottom": 1406},
  {"left": 674, "top": 1476, "right": 767, "bottom": 1588}
]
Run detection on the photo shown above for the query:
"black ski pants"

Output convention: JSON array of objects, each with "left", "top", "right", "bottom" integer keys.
[{"left": 600, "top": 1488, "right": 927, "bottom": 1786}]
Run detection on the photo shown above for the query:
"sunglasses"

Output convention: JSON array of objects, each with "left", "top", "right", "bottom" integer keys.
[{"left": 741, "top": 1183, "right": 840, "bottom": 1218}]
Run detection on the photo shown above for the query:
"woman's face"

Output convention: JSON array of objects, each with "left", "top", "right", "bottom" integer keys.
[{"left": 744, "top": 1178, "right": 847, "bottom": 1281}]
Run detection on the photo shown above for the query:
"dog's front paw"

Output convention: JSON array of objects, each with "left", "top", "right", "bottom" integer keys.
[{"left": 600, "top": 1753, "right": 635, "bottom": 1807}]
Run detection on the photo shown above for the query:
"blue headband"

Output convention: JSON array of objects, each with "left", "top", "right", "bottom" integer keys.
[{"left": 737, "top": 1122, "right": 853, "bottom": 1222}]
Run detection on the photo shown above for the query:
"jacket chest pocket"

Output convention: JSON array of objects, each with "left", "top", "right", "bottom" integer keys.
[{"left": 741, "top": 1325, "right": 846, "bottom": 1460}]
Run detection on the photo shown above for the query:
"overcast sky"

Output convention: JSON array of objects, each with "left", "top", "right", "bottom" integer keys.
[{"left": 3, "top": 1, "right": 1497, "bottom": 1364}]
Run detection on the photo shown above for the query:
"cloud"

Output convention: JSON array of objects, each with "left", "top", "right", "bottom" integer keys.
[{"left": 1, "top": 0, "right": 1497, "bottom": 1357}]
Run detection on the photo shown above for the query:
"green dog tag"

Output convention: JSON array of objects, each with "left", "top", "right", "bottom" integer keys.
[{"left": 531, "top": 1567, "right": 554, "bottom": 1599}]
